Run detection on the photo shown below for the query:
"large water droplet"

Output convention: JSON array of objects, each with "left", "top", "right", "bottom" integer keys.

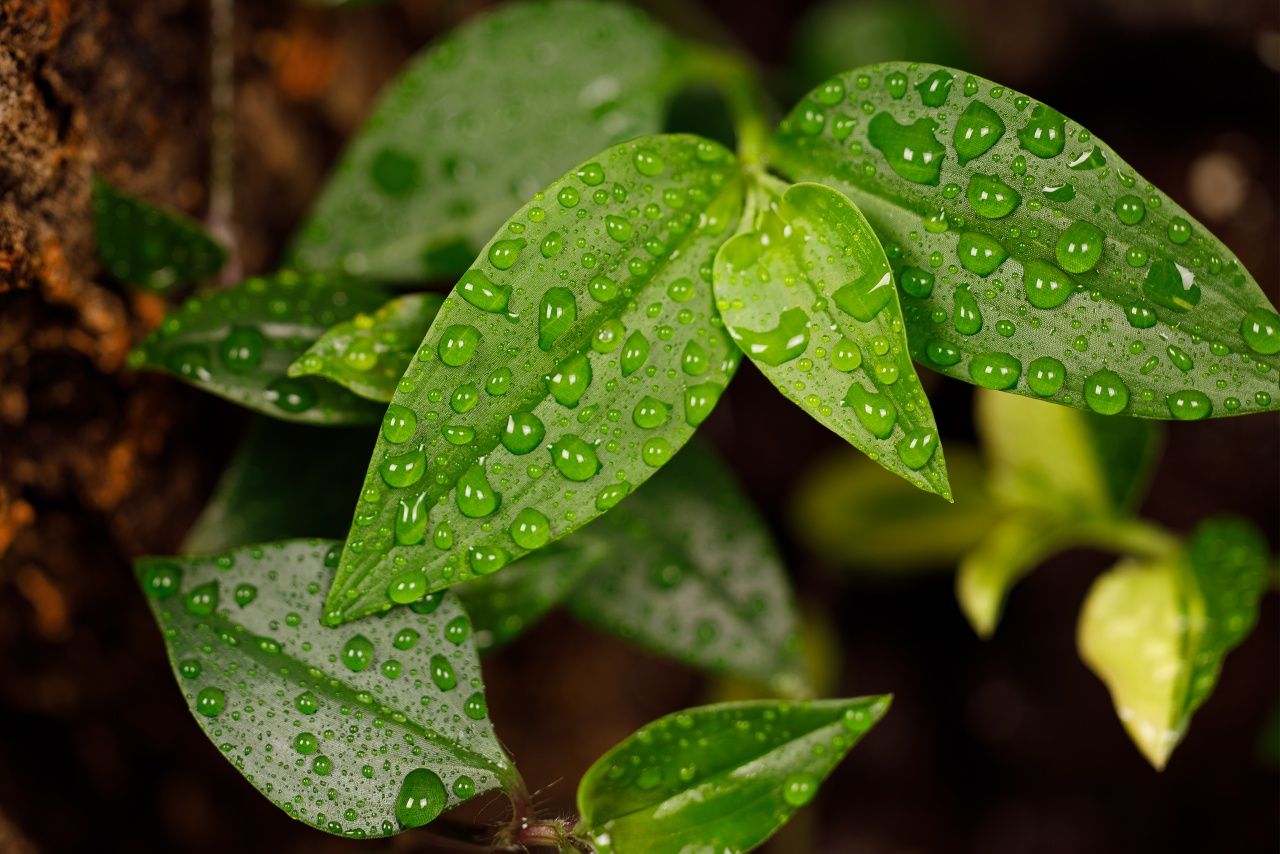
[
  {"left": 1083, "top": 368, "right": 1130, "bottom": 415},
  {"left": 953, "top": 100, "right": 1004, "bottom": 164},
  {"left": 868, "top": 113, "right": 945, "bottom": 185},
  {"left": 538, "top": 287, "right": 576, "bottom": 351},
  {"left": 456, "top": 464, "right": 500, "bottom": 518},
  {"left": 550, "top": 434, "right": 600, "bottom": 481},
  {"left": 731, "top": 307, "right": 809, "bottom": 365},
  {"left": 395, "top": 768, "right": 447, "bottom": 828}
]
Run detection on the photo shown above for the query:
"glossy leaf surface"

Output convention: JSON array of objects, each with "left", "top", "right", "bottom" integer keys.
[
  {"left": 290, "top": 293, "right": 444, "bottom": 402},
  {"left": 1078, "top": 518, "right": 1268, "bottom": 767},
  {"left": 289, "top": 0, "right": 691, "bottom": 281},
  {"left": 93, "top": 177, "right": 226, "bottom": 292},
  {"left": 326, "top": 134, "right": 741, "bottom": 623},
  {"left": 135, "top": 540, "right": 515, "bottom": 837},
  {"left": 772, "top": 63, "right": 1280, "bottom": 419},
  {"left": 715, "top": 181, "right": 950, "bottom": 498},
  {"left": 131, "top": 272, "right": 389, "bottom": 424},
  {"left": 577, "top": 696, "right": 889, "bottom": 853}
]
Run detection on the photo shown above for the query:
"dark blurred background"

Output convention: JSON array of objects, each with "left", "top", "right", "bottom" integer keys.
[{"left": 0, "top": 0, "right": 1276, "bottom": 852}]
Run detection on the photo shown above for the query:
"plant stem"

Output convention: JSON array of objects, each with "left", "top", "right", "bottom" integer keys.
[
  {"left": 688, "top": 48, "right": 770, "bottom": 169},
  {"left": 1073, "top": 517, "right": 1181, "bottom": 561},
  {"left": 207, "top": 0, "right": 240, "bottom": 283}
]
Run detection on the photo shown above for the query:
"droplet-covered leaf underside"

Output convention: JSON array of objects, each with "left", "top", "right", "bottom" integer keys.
[
  {"left": 772, "top": 62, "right": 1280, "bottom": 419},
  {"left": 326, "top": 134, "right": 742, "bottom": 623}
]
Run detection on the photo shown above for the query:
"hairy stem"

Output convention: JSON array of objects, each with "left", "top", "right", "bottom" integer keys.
[{"left": 207, "top": 0, "right": 240, "bottom": 283}]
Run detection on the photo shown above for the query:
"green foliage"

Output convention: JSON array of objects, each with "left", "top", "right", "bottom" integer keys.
[
  {"left": 576, "top": 696, "right": 890, "bottom": 853},
  {"left": 325, "top": 134, "right": 741, "bottom": 624},
  {"left": 131, "top": 271, "right": 389, "bottom": 424},
  {"left": 771, "top": 62, "right": 1280, "bottom": 419},
  {"left": 134, "top": 540, "right": 516, "bottom": 838},
  {"left": 715, "top": 180, "right": 950, "bottom": 497},
  {"left": 288, "top": 0, "right": 694, "bottom": 281},
  {"left": 93, "top": 177, "right": 226, "bottom": 292},
  {"left": 289, "top": 293, "right": 444, "bottom": 402}
]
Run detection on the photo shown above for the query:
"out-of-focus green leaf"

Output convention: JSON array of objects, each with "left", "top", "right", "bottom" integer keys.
[
  {"left": 772, "top": 63, "right": 1280, "bottom": 419},
  {"left": 289, "top": 293, "right": 444, "bottom": 402},
  {"left": 289, "top": 0, "right": 694, "bottom": 282},
  {"left": 576, "top": 696, "right": 890, "bottom": 853},
  {"left": 131, "top": 271, "right": 389, "bottom": 424},
  {"left": 325, "top": 134, "right": 741, "bottom": 624},
  {"left": 714, "top": 180, "right": 950, "bottom": 498},
  {"left": 790, "top": 444, "right": 995, "bottom": 572},
  {"left": 1078, "top": 517, "right": 1269, "bottom": 768},
  {"left": 183, "top": 418, "right": 374, "bottom": 554},
  {"left": 93, "top": 177, "right": 226, "bottom": 292},
  {"left": 135, "top": 540, "right": 517, "bottom": 837}
]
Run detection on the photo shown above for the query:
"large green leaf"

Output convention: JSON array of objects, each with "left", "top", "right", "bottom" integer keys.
[
  {"left": 576, "top": 696, "right": 890, "bottom": 853},
  {"left": 289, "top": 293, "right": 444, "bottom": 402},
  {"left": 288, "top": 0, "right": 694, "bottom": 282},
  {"left": 324, "top": 134, "right": 741, "bottom": 624},
  {"left": 131, "top": 272, "right": 390, "bottom": 424},
  {"left": 1077, "top": 517, "right": 1269, "bottom": 768},
  {"left": 134, "top": 540, "right": 517, "bottom": 837},
  {"left": 714, "top": 180, "right": 950, "bottom": 498},
  {"left": 93, "top": 176, "right": 226, "bottom": 292},
  {"left": 771, "top": 62, "right": 1280, "bottom": 419}
]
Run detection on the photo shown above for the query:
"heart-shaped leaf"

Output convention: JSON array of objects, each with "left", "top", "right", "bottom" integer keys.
[
  {"left": 771, "top": 63, "right": 1280, "bottom": 419},
  {"left": 131, "top": 271, "right": 389, "bottom": 424},
  {"left": 289, "top": 293, "right": 444, "bottom": 402},
  {"left": 715, "top": 180, "right": 950, "bottom": 497},
  {"left": 324, "top": 134, "right": 742, "bottom": 624},
  {"left": 288, "top": 0, "right": 694, "bottom": 282},
  {"left": 93, "top": 176, "right": 226, "bottom": 292},
  {"left": 576, "top": 696, "right": 890, "bottom": 853},
  {"left": 1078, "top": 517, "right": 1269, "bottom": 768},
  {"left": 135, "top": 540, "right": 517, "bottom": 837}
]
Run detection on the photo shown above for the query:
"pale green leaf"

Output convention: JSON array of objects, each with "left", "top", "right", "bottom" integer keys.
[
  {"left": 714, "top": 180, "right": 950, "bottom": 498},
  {"left": 772, "top": 62, "right": 1280, "bottom": 419},
  {"left": 576, "top": 696, "right": 890, "bottom": 854},
  {"left": 290, "top": 293, "right": 444, "bottom": 402},
  {"left": 134, "top": 540, "right": 517, "bottom": 837},
  {"left": 325, "top": 134, "right": 741, "bottom": 623}
]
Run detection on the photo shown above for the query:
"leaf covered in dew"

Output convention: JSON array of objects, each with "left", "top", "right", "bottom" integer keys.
[
  {"left": 325, "top": 134, "right": 742, "bottom": 624},
  {"left": 288, "top": 0, "right": 694, "bottom": 282},
  {"left": 771, "top": 63, "right": 1280, "bottom": 419},
  {"left": 134, "top": 540, "right": 516, "bottom": 838},
  {"left": 714, "top": 180, "right": 950, "bottom": 498},
  {"left": 576, "top": 696, "right": 890, "bottom": 853},
  {"left": 131, "top": 271, "right": 390, "bottom": 424}
]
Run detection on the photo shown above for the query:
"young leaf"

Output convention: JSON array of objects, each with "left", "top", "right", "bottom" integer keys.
[
  {"left": 576, "top": 696, "right": 890, "bottom": 853},
  {"left": 771, "top": 63, "right": 1280, "bottom": 419},
  {"left": 1077, "top": 517, "right": 1269, "bottom": 768},
  {"left": 714, "top": 180, "right": 951, "bottom": 498},
  {"left": 288, "top": 0, "right": 694, "bottom": 282},
  {"left": 93, "top": 176, "right": 226, "bottom": 292},
  {"left": 325, "top": 134, "right": 742, "bottom": 624},
  {"left": 289, "top": 293, "right": 444, "bottom": 402},
  {"left": 134, "top": 540, "right": 517, "bottom": 837},
  {"left": 130, "top": 271, "right": 389, "bottom": 424}
]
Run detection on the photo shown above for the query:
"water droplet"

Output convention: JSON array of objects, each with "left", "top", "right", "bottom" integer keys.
[
  {"left": 380, "top": 447, "right": 426, "bottom": 488},
  {"left": 1167, "top": 217, "right": 1191, "bottom": 245},
  {"left": 142, "top": 562, "right": 182, "bottom": 598},
  {"left": 915, "top": 69, "right": 953, "bottom": 106},
  {"left": 1083, "top": 369, "right": 1130, "bottom": 415},
  {"left": 1114, "top": 195, "right": 1145, "bottom": 225},
  {"left": 831, "top": 337, "right": 863, "bottom": 371},
  {"left": 1126, "top": 303, "right": 1157, "bottom": 329},
  {"left": 395, "top": 769, "right": 447, "bottom": 828},
  {"left": 342, "top": 635, "right": 374, "bottom": 672},
  {"left": 633, "top": 147, "right": 665, "bottom": 176},
  {"left": 429, "top": 655, "right": 457, "bottom": 691},
  {"left": 382, "top": 404, "right": 416, "bottom": 444},
  {"left": 782, "top": 772, "right": 818, "bottom": 807},
  {"left": 464, "top": 692, "right": 487, "bottom": 720},
  {"left": 550, "top": 434, "right": 600, "bottom": 481},
  {"left": 845, "top": 383, "right": 896, "bottom": 438},
  {"left": 294, "top": 691, "right": 318, "bottom": 715},
  {"left": 604, "top": 215, "right": 633, "bottom": 243},
  {"left": 178, "top": 659, "right": 201, "bottom": 679},
  {"left": 898, "top": 266, "right": 934, "bottom": 298},
  {"left": 457, "top": 270, "right": 510, "bottom": 313},
  {"left": 833, "top": 269, "right": 894, "bottom": 321},
  {"left": 1023, "top": 260, "right": 1073, "bottom": 309},
  {"left": 445, "top": 616, "right": 470, "bottom": 646},
  {"left": 265, "top": 377, "right": 315, "bottom": 413},
  {"left": 395, "top": 492, "right": 429, "bottom": 546},
  {"left": 953, "top": 100, "right": 1004, "bottom": 164},
  {"left": 502, "top": 411, "right": 546, "bottom": 455},
  {"left": 926, "top": 339, "right": 961, "bottom": 366},
  {"left": 966, "top": 174, "right": 1020, "bottom": 219},
  {"left": 1027, "top": 356, "right": 1065, "bottom": 396},
  {"left": 456, "top": 464, "right": 499, "bottom": 518},
  {"left": 487, "top": 239, "right": 524, "bottom": 271},
  {"left": 731, "top": 307, "right": 809, "bottom": 365},
  {"left": 1167, "top": 390, "right": 1212, "bottom": 420},
  {"left": 538, "top": 287, "right": 576, "bottom": 351},
  {"left": 1018, "top": 104, "right": 1065, "bottom": 158},
  {"left": 1167, "top": 345, "right": 1194, "bottom": 373},
  {"left": 868, "top": 113, "right": 945, "bottom": 185},
  {"left": 294, "top": 732, "right": 318, "bottom": 754},
  {"left": 620, "top": 332, "right": 650, "bottom": 375},
  {"left": 233, "top": 583, "right": 257, "bottom": 607},
  {"left": 953, "top": 288, "right": 983, "bottom": 335},
  {"left": 185, "top": 581, "right": 218, "bottom": 616},
  {"left": 453, "top": 776, "right": 475, "bottom": 799},
  {"left": 1055, "top": 220, "right": 1104, "bottom": 273},
  {"left": 548, "top": 352, "right": 591, "bottom": 406},
  {"left": 220, "top": 326, "right": 264, "bottom": 372},
  {"left": 1143, "top": 259, "right": 1200, "bottom": 312},
  {"left": 684, "top": 383, "right": 722, "bottom": 426},
  {"left": 438, "top": 325, "right": 480, "bottom": 366},
  {"left": 896, "top": 429, "right": 938, "bottom": 469},
  {"left": 388, "top": 569, "right": 427, "bottom": 604},
  {"left": 1240, "top": 308, "right": 1280, "bottom": 355},
  {"left": 589, "top": 274, "right": 618, "bottom": 303},
  {"left": 393, "top": 629, "right": 419, "bottom": 651},
  {"left": 957, "top": 232, "right": 1007, "bottom": 276},
  {"left": 195, "top": 686, "right": 225, "bottom": 717},
  {"left": 969, "top": 352, "right": 1022, "bottom": 389},
  {"left": 632, "top": 396, "right": 669, "bottom": 429},
  {"left": 510, "top": 507, "right": 551, "bottom": 549},
  {"left": 681, "top": 341, "right": 708, "bottom": 375}
]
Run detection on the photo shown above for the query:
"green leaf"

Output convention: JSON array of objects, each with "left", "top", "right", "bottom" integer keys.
[
  {"left": 565, "top": 441, "right": 807, "bottom": 694},
  {"left": 714, "top": 180, "right": 950, "bottom": 498},
  {"left": 130, "top": 271, "right": 390, "bottom": 424},
  {"left": 1077, "top": 517, "right": 1269, "bottom": 768},
  {"left": 790, "top": 444, "right": 996, "bottom": 572},
  {"left": 289, "top": 293, "right": 444, "bottom": 402},
  {"left": 134, "top": 539, "right": 517, "bottom": 837},
  {"left": 93, "top": 176, "right": 226, "bottom": 292},
  {"left": 324, "top": 134, "right": 742, "bottom": 624},
  {"left": 288, "top": 0, "right": 694, "bottom": 282},
  {"left": 576, "top": 696, "right": 890, "bottom": 853},
  {"left": 183, "top": 418, "right": 375, "bottom": 554},
  {"left": 771, "top": 62, "right": 1280, "bottom": 420}
]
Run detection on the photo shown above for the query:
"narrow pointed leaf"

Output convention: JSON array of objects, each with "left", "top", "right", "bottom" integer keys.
[
  {"left": 772, "top": 62, "right": 1280, "bottom": 419},
  {"left": 93, "top": 176, "right": 226, "bottom": 292},
  {"left": 325, "top": 134, "right": 741, "bottom": 624},
  {"left": 714, "top": 180, "right": 950, "bottom": 497},
  {"left": 1078, "top": 517, "right": 1268, "bottom": 768},
  {"left": 576, "top": 696, "right": 890, "bottom": 854},
  {"left": 288, "top": 0, "right": 694, "bottom": 282},
  {"left": 290, "top": 293, "right": 444, "bottom": 402},
  {"left": 134, "top": 540, "right": 516, "bottom": 837},
  {"left": 130, "top": 272, "right": 389, "bottom": 424}
]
